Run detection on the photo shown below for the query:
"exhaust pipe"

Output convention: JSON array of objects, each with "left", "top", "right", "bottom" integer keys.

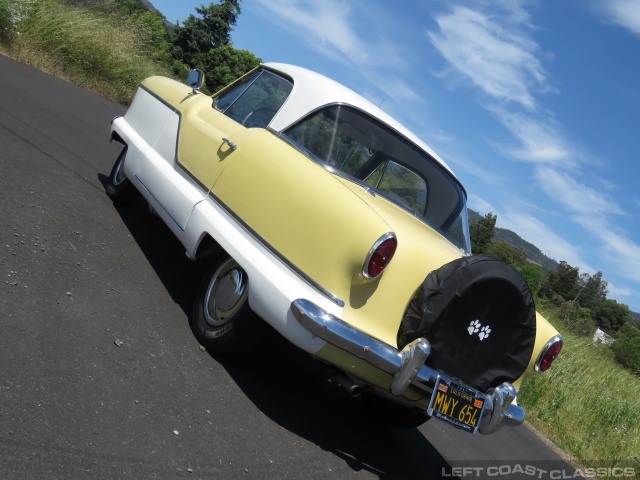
[{"left": 330, "top": 371, "right": 363, "bottom": 398}]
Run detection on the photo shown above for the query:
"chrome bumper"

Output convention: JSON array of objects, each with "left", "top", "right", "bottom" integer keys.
[{"left": 291, "top": 298, "right": 525, "bottom": 435}]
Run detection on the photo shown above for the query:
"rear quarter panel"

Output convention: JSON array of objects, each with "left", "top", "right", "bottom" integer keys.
[{"left": 210, "top": 128, "right": 393, "bottom": 303}]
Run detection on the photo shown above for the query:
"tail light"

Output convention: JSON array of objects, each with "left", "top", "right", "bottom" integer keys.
[
  {"left": 363, "top": 233, "right": 397, "bottom": 279},
  {"left": 535, "top": 335, "right": 563, "bottom": 372}
]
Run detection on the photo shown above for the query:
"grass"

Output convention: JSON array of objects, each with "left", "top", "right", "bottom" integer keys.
[
  {"left": 520, "top": 297, "right": 640, "bottom": 470},
  {"left": 0, "top": 0, "right": 182, "bottom": 103}
]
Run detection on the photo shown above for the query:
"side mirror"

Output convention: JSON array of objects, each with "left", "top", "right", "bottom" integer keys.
[{"left": 187, "top": 69, "right": 205, "bottom": 93}]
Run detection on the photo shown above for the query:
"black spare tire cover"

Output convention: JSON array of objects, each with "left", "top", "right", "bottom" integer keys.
[{"left": 399, "top": 256, "right": 536, "bottom": 392}]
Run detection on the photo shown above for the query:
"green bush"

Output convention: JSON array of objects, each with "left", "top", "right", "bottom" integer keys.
[
  {"left": 612, "top": 323, "right": 640, "bottom": 375},
  {"left": 519, "top": 263, "right": 545, "bottom": 295},
  {"left": 568, "top": 307, "right": 597, "bottom": 336}
]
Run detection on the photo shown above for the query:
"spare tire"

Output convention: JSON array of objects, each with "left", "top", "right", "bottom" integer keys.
[{"left": 399, "top": 256, "right": 536, "bottom": 392}]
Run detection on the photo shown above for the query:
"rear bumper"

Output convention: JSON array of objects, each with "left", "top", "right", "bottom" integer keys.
[{"left": 291, "top": 298, "right": 525, "bottom": 435}]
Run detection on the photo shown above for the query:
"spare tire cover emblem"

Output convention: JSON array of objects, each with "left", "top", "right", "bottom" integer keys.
[{"left": 468, "top": 320, "right": 491, "bottom": 341}]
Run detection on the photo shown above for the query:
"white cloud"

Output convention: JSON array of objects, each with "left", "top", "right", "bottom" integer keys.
[
  {"left": 253, "top": 0, "right": 407, "bottom": 71},
  {"left": 426, "top": 2, "right": 639, "bottom": 307},
  {"left": 253, "top": 0, "right": 367, "bottom": 65},
  {"left": 606, "top": 281, "right": 632, "bottom": 299},
  {"left": 500, "top": 211, "right": 593, "bottom": 270},
  {"left": 436, "top": 147, "right": 508, "bottom": 186},
  {"left": 428, "top": 129, "right": 455, "bottom": 143},
  {"left": 468, "top": 194, "right": 496, "bottom": 215},
  {"left": 428, "top": 5, "right": 552, "bottom": 109},
  {"left": 573, "top": 215, "right": 640, "bottom": 286},
  {"left": 490, "top": 109, "right": 577, "bottom": 166},
  {"left": 598, "top": 0, "right": 640, "bottom": 37},
  {"left": 534, "top": 166, "right": 626, "bottom": 217},
  {"left": 366, "top": 76, "right": 423, "bottom": 104}
]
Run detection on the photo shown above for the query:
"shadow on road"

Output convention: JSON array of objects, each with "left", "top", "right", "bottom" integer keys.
[
  {"left": 100, "top": 173, "right": 203, "bottom": 316},
  {"left": 102, "top": 175, "right": 457, "bottom": 479},
  {"left": 214, "top": 339, "right": 456, "bottom": 480}
]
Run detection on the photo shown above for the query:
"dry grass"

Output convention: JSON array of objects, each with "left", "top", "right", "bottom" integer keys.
[{"left": 1, "top": 0, "right": 180, "bottom": 103}]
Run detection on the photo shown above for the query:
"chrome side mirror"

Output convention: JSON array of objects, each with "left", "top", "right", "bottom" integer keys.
[{"left": 187, "top": 69, "right": 205, "bottom": 93}]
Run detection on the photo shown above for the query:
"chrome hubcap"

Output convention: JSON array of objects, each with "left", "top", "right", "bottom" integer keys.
[{"left": 204, "top": 259, "right": 248, "bottom": 327}]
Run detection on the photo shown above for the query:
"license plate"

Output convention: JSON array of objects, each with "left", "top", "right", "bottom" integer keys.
[{"left": 427, "top": 379, "right": 485, "bottom": 434}]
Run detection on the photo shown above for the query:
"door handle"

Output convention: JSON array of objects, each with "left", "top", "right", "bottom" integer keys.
[{"left": 222, "top": 138, "right": 238, "bottom": 150}]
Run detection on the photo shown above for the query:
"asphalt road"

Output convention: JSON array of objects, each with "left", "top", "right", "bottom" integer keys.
[{"left": 0, "top": 54, "right": 578, "bottom": 480}]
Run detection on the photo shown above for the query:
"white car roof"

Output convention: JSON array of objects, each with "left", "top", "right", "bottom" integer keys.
[{"left": 263, "top": 62, "right": 456, "bottom": 178}]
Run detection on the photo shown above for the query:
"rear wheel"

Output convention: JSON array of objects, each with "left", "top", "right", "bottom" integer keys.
[
  {"left": 190, "top": 254, "right": 267, "bottom": 355},
  {"left": 106, "top": 146, "right": 139, "bottom": 205}
]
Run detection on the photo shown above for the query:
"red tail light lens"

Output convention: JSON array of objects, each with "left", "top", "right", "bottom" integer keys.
[
  {"left": 535, "top": 336, "right": 563, "bottom": 372},
  {"left": 363, "top": 233, "right": 397, "bottom": 279}
]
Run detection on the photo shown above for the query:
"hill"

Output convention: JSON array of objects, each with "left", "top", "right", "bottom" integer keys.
[
  {"left": 468, "top": 209, "right": 640, "bottom": 319},
  {"left": 137, "top": 0, "right": 158, "bottom": 11},
  {"left": 468, "top": 209, "right": 557, "bottom": 271}
]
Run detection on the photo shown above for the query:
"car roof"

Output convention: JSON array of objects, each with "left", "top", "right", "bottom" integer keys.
[{"left": 262, "top": 62, "right": 457, "bottom": 178}]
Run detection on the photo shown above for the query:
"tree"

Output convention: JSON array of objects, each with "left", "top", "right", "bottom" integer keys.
[
  {"left": 470, "top": 212, "right": 496, "bottom": 255},
  {"left": 593, "top": 299, "right": 630, "bottom": 333},
  {"left": 484, "top": 241, "right": 515, "bottom": 266},
  {"left": 512, "top": 247, "right": 528, "bottom": 268},
  {"left": 541, "top": 260, "right": 579, "bottom": 301},
  {"left": 170, "top": 0, "right": 241, "bottom": 67},
  {"left": 200, "top": 45, "right": 261, "bottom": 93},
  {"left": 575, "top": 271, "right": 608, "bottom": 310},
  {"left": 519, "top": 264, "right": 545, "bottom": 294}
]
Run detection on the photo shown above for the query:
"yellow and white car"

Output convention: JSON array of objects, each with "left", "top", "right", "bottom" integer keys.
[{"left": 107, "top": 64, "right": 563, "bottom": 434}]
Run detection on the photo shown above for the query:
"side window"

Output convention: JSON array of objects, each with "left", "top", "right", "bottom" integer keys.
[
  {"left": 285, "top": 106, "right": 372, "bottom": 176},
  {"left": 364, "top": 160, "right": 427, "bottom": 215},
  {"left": 214, "top": 70, "right": 293, "bottom": 128}
]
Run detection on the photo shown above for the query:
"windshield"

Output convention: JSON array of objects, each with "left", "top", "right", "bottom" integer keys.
[
  {"left": 284, "top": 105, "right": 471, "bottom": 252},
  {"left": 215, "top": 70, "right": 293, "bottom": 128}
]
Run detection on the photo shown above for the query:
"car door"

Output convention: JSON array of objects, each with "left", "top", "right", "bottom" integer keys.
[{"left": 178, "top": 68, "right": 294, "bottom": 191}]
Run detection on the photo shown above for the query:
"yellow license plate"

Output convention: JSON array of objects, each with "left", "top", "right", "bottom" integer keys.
[{"left": 428, "top": 379, "right": 485, "bottom": 433}]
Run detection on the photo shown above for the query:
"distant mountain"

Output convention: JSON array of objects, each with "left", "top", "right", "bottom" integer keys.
[
  {"left": 136, "top": 0, "right": 158, "bottom": 12},
  {"left": 468, "top": 209, "right": 557, "bottom": 271},
  {"left": 630, "top": 311, "right": 640, "bottom": 326},
  {"left": 132, "top": 0, "right": 174, "bottom": 28}
]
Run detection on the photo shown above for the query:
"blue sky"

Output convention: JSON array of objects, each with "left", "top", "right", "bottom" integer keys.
[{"left": 150, "top": 0, "right": 640, "bottom": 313}]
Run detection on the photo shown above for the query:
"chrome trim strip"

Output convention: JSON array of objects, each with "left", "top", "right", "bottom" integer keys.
[
  {"left": 291, "top": 298, "right": 525, "bottom": 434},
  {"left": 362, "top": 232, "right": 397, "bottom": 279},
  {"left": 535, "top": 334, "right": 563, "bottom": 372}
]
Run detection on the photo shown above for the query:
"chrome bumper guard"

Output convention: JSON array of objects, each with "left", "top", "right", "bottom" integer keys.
[{"left": 292, "top": 299, "right": 525, "bottom": 434}]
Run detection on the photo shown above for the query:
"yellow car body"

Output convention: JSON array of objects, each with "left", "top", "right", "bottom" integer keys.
[{"left": 107, "top": 64, "right": 562, "bottom": 434}]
